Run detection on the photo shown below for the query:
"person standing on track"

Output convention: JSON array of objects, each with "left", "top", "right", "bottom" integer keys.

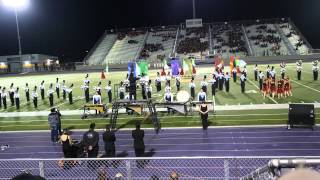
[
  {"left": 199, "top": 101, "right": 209, "bottom": 130},
  {"left": 83, "top": 123, "right": 99, "bottom": 158},
  {"left": 32, "top": 86, "right": 38, "bottom": 108},
  {"left": 48, "top": 108, "right": 59, "bottom": 143},
  {"left": 103, "top": 124, "right": 116, "bottom": 157},
  {"left": 132, "top": 121, "right": 145, "bottom": 168}
]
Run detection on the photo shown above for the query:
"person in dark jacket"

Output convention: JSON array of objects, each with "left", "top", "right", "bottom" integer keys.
[
  {"left": 48, "top": 108, "right": 59, "bottom": 143},
  {"left": 102, "top": 124, "right": 116, "bottom": 157},
  {"left": 83, "top": 123, "right": 99, "bottom": 158},
  {"left": 132, "top": 121, "right": 145, "bottom": 157}
]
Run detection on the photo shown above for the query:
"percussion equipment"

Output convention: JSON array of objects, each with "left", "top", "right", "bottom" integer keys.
[
  {"left": 81, "top": 104, "right": 108, "bottom": 119},
  {"left": 176, "top": 90, "right": 190, "bottom": 102}
]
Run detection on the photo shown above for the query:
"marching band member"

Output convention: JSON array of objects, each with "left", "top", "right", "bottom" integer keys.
[
  {"left": 56, "top": 78, "right": 60, "bottom": 98},
  {"left": 67, "top": 84, "right": 73, "bottom": 105},
  {"left": 119, "top": 81, "right": 125, "bottom": 100},
  {"left": 270, "top": 66, "right": 276, "bottom": 80},
  {"left": 14, "top": 87, "right": 20, "bottom": 110},
  {"left": 40, "top": 80, "right": 45, "bottom": 100},
  {"left": 155, "top": 72, "right": 161, "bottom": 92},
  {"left": 296, "top": 60, "right": 302, "bottom": 80},
  {"left": 1, "top": 87, "right": 7, "bottom": 109},
  {"left": 9, "top": 83, "right": 15, "bottom": 106},
  {"left": 62, "top": 80, "right": 67, "bottom": 100},
  {"left": 124, "top": 74, "right": 130, "bottom": 92},
  {"left": 164, "top": 89, "right": 173, "bottom": 114},
  {"left": 277, "top": 79, "right": 284, "bottom": 98},
  {"left": 140, "top": 73, "right": 147, "bottom": 99},
  {"left": 218, "top": 71, "right": 224, "bottom": 91},
  {"left": 25, "top": 83, "right": 30, "bottom": 102},
  {"left": 243, "top": 66, "right": 248, "bottom": 78},
  {"left": 224, "top": 72, "right": 230, "bottom": 92},
  {"left": 175, "top": 75, "right": 181, "bottom": 92},
  {"left": 209, "top": 74, "right": 217, "bottom": 96},
  {"left": 48, "top": 83, "right": 54, "bottom": 107},
  {"left": 258, "top": 71, "right": 264, "bottom": 91},
  {"left": 266, "top": 65, "right": 271, "bottom": 79},
  {"left": 270, "top": 79, "right": 277, "bottom": 98},
  {"left": 82, "top": 82, "right": 90, "bottom": 103},
  {"left": 312, "top": 60, "right": 319, "bottom": 81},
  {"left": 262, "top": 79, "right": 268, "bottom": 99},
  {"left": 232, "top": 67, "right": 237, "bottom": 83},
  {"left": 189, "top": 78, "right": 196, "bottom": 100},
  {"left": 146, "top": 80, "right": 152, "bottom": 99},
  {"left": 166, "top": 72, "right": 171, "bottom": 87},
  {"left": 96, "top": 82, "right": 102, "bottom": 95},
  {"left": 83, "top": 74, "right": 90, "bottom": 85},
  {"left": 284, "top": 76, "right": 292, "bottom": 97},
  {"left": 240, "top": 73, "right": 246, "bottom": 93},
  {"left": 254, "top": 64, "right": 259, "bottom": 81},
  {"left": 280, "top": 62, "right": 286, "bottom": 79},
  {"left": 201, "top": 75, "right": 208, "bottom": 93},
  {"left": 92, "top": 91, "right": 102, "bottom": 105},
  {"left": 165, "top": 82, "right": 171, "bottom": 93},
  {"left": 198, "top": 88, "right": 207, "bottom": 101},
  {"left": 128, "top": 72, "right": 138, "bottom": 101},
  {"left": 106, "top": 80, "right": 112, "bottom": 103},
  {"left": 32, "top": 86, "right": 38, "bottom": 108}
]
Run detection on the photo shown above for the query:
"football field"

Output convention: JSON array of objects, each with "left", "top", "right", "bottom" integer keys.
[{"left": 0, "top": 62, "right": 319, "bottom": 131}]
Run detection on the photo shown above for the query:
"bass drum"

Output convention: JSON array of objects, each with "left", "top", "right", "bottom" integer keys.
[{"left": 176, "top": 90, "right": 190, "bottom": 102}]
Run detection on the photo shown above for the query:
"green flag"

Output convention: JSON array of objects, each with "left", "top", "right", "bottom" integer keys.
[{"left": 138, "top": 61, "right": 148, "bottom": 76}]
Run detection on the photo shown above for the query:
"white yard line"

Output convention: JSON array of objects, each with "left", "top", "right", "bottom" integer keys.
[
  {"left": 247, "top": 79, "right": 278, "bottom": 104},
  {"left": 291, "top": 79, "right": 320, "bottom": 93}
]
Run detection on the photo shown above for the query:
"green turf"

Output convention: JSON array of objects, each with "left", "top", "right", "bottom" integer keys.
[{"left": 0, "top": 63, "right": 319, "bottom": 131}]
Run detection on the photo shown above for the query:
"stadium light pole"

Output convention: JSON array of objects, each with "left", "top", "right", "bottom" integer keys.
[
  {"left": 192, "top": 0, "right": 196, "bottom": 19},
  {"left": 2, "top": 0, "right": 29, "bottom": 58}
]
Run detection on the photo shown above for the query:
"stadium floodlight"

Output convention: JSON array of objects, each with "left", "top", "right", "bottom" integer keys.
[
  {"left": 2, "top": 0, "right": 29, "bottom": 65},
  {"left": 2, "top": 0, "right": 29, "bottom": 9}
]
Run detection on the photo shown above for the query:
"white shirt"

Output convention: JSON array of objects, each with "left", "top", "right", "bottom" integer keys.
[
  {"left": 146, "top": 85, "right": 152, "bottom": 92},
  {"left": 201, "top": 81, "right": 208, "bottom": 87},
  {"left": 165, "top": 86, "right": 171, "bottom": 93},
  {"left": 83, "top": 78, "right": 90, "bottom": 85},
  {"left": 25, "top": 86, "right": 29, "bottom": 93},
  {"left": 224, "top": 74, "right": 230, "bottom": 81},
  {"left": 32, "top": 91, "right": 38, "bottom": 99},
  {"left": 297, "top": 65, "right": 302, "bottom": 72},
  {"left": 92, "top": 94, "right": 101, "bottom": 104},
  {"left": 14, "top": 92, "right": 19, "bottom": 98},
  {"left": 198, "top": 92, "right": 207, "bottom": 101},
  {"left": 119, "top": 86, "right": 125, "bottom": 93},
  {"left": 9, "top": 88, "right": 15, "bottom": 93},
  {"left": 105, "top": 85, "right": 112, "bottom": 92},
  {"left": 1, "top": 91, "right": 7, "bottom": 98},
  {"left": 140, "top": 77, "right": 147, "bottom": 85},
  {"left": 47, "top": 88, "right": 54, "bottom": 95},
  {"left": 164, "top": 92, "right": 173, "bottom": 101},
  {"left": 40, "top": 84, "right": 45, "bottom": 90},
  {"left": 232, "top": 68, "right": 237, "bottom": 73},
  {"left": 124, "top": 79, "right": 129, "bottom": 86},
  {"left": 189, "top": 82, "right": 196, "bottom": 88},
  {"left": 243, "top": 68, "right": 248, "bottom": 74},
  {"left": 66, "top": 88, "right": 72, "bottom": 93},
  {"left": 155, "top": 76, "right": 161, "bottom": 83},
  {"left": 240, "top": 74, "right": 246, "bottom": 82},
  {"left": 209, "top": 78, "right": 216, "bottom": 84},
  {"left": 280, "top": 67, "right": 286, "bottom": 74},
  {"left": 259, "top": 72, "right": 264, "bottom": 80},
  {"left": 62, "top": 84, "right": 67, "bottom": 91},
  {"left": 254, "top": 66, "right": 259, "bottom": 72},
  {"left": 312, "top": 65, "right": 319, "bottom": 72},
  {"left": 270, "top": 70, "right": 276, "bottom": 78},
  {"left": 56, "top": 83, "right": 60, "bottom": 89}
]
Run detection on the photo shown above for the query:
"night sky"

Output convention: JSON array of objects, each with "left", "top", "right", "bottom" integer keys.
[{"left": 0, "top": 0, "right": 319, "bottom": 62}]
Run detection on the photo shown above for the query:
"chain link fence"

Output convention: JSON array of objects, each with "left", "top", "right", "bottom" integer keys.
[{"left": 2, "top": 157, "right": 320, "bottom": 180}]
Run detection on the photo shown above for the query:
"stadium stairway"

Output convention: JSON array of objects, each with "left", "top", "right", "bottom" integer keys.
[
  {"left": 274, "top": 23, "right": 297, "bottom": 56},
  {"left": 242, "top": 24, "right": 254, "bottom": 56},
  {"left": 85, "top": 32, "right": 117, "bottom": 65}
]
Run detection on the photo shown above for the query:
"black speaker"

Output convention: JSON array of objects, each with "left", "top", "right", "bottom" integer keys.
[{"left": 288, "top": 104, "right": 315, "bottom": 129}]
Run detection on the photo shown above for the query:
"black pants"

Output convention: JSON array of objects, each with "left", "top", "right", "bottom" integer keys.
[
  {"left": 314, "top": 71, "right": 318, "bottom": 81},
  {"left": 129, "top": 88, "right": 136, "bottom": 100},
  {"left": 120, "top": 92, "right": 124, "bottom": 99},
  {"left": 176, "top": 84, "right": 180, "bottom": 92},
  {"left": 259, "top": 79, "right": 263, "bottom": 91},
  {"left": 254, "top": 71, "right": 258, "bottom": 81},
  {"left": 68, "top": 92, "right": 73, "bottom": 104},
  {"left": 26, "top": 92, "right": 30, "bottom": 102},
  {"left": 211, "top": 84, "right": 216, "bottom": 96},
  {"left": 233, "top": 73, "right": 237, "bottom": 82},
  {"left": 49, "top": 94, "right": 54, "bottom": 107},
  {"left": 202, "top": 86, "right": 207, "bottom": 93},
  {"left": 241, "top": 82, "right": 245, "bottom": 93},
  {"left": 201, "top": 113, "right": 208, "bottom": 130},
  {"left": 156, "top": 83, "right": 161, "bottom": 92},
  {"left": 41, "top": 89, "right": 45, "bottom": 100},
  {"left": 56, "top": 88, "right": 60, "bottom": 98},
  {"left": 0, "top": 95, "right": 2, "bottom": 108},
  {"left": 281, "top": 73, "right": 285, "bottom": 79},
  {"left": 191, "top": 88, "right": 195, "bottom": 99},
  {"left": 85, "top": 89, "right": 89, "bottom": 103},
  {"left": 104, "top": 146, "right": 115, "bottom": 157},
  {"left": 15, "top": 98, "right": 20, "bottom": 110},
  {"left": 135, "top": 148, "right": 145, "bottom": 168},
  {"left": 147, "top": 91, "right": 151, "bottom": 99},
  {"left": 297, "top": 71, "right": 301, "bottom": 80},
  {"left": 88, "top": 146, "right": 99, "bottom": 158},
  {"left": 63, "top": 90, "right": 66, "bottom": 100},
  {"left": 225, "top": 81, "right": 229, "bottom": 92},
  {"left": 108, "top": 91, "right": 112, "bottom": 103},
  {"left": 219, "top": 80, "right": 224, "bottom": 91},
  {"left": 10, "top": 93, "right": 14, "bottom": 106},
  {"left": 3, "top": 98, "right": 7, "bottom": 109},
  {"left": 267, "top": 72, "right": 270, "bottom": 79},
  {"left": 33, "top": 98, "right": 38, "bottom": 108},
  {"left": 141, "top": 87, "right": 146, "bottom": 100}
]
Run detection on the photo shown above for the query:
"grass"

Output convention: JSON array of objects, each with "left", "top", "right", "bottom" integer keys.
[{"left": 0, "top": 62, "right": 319, "bottom": 131}]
